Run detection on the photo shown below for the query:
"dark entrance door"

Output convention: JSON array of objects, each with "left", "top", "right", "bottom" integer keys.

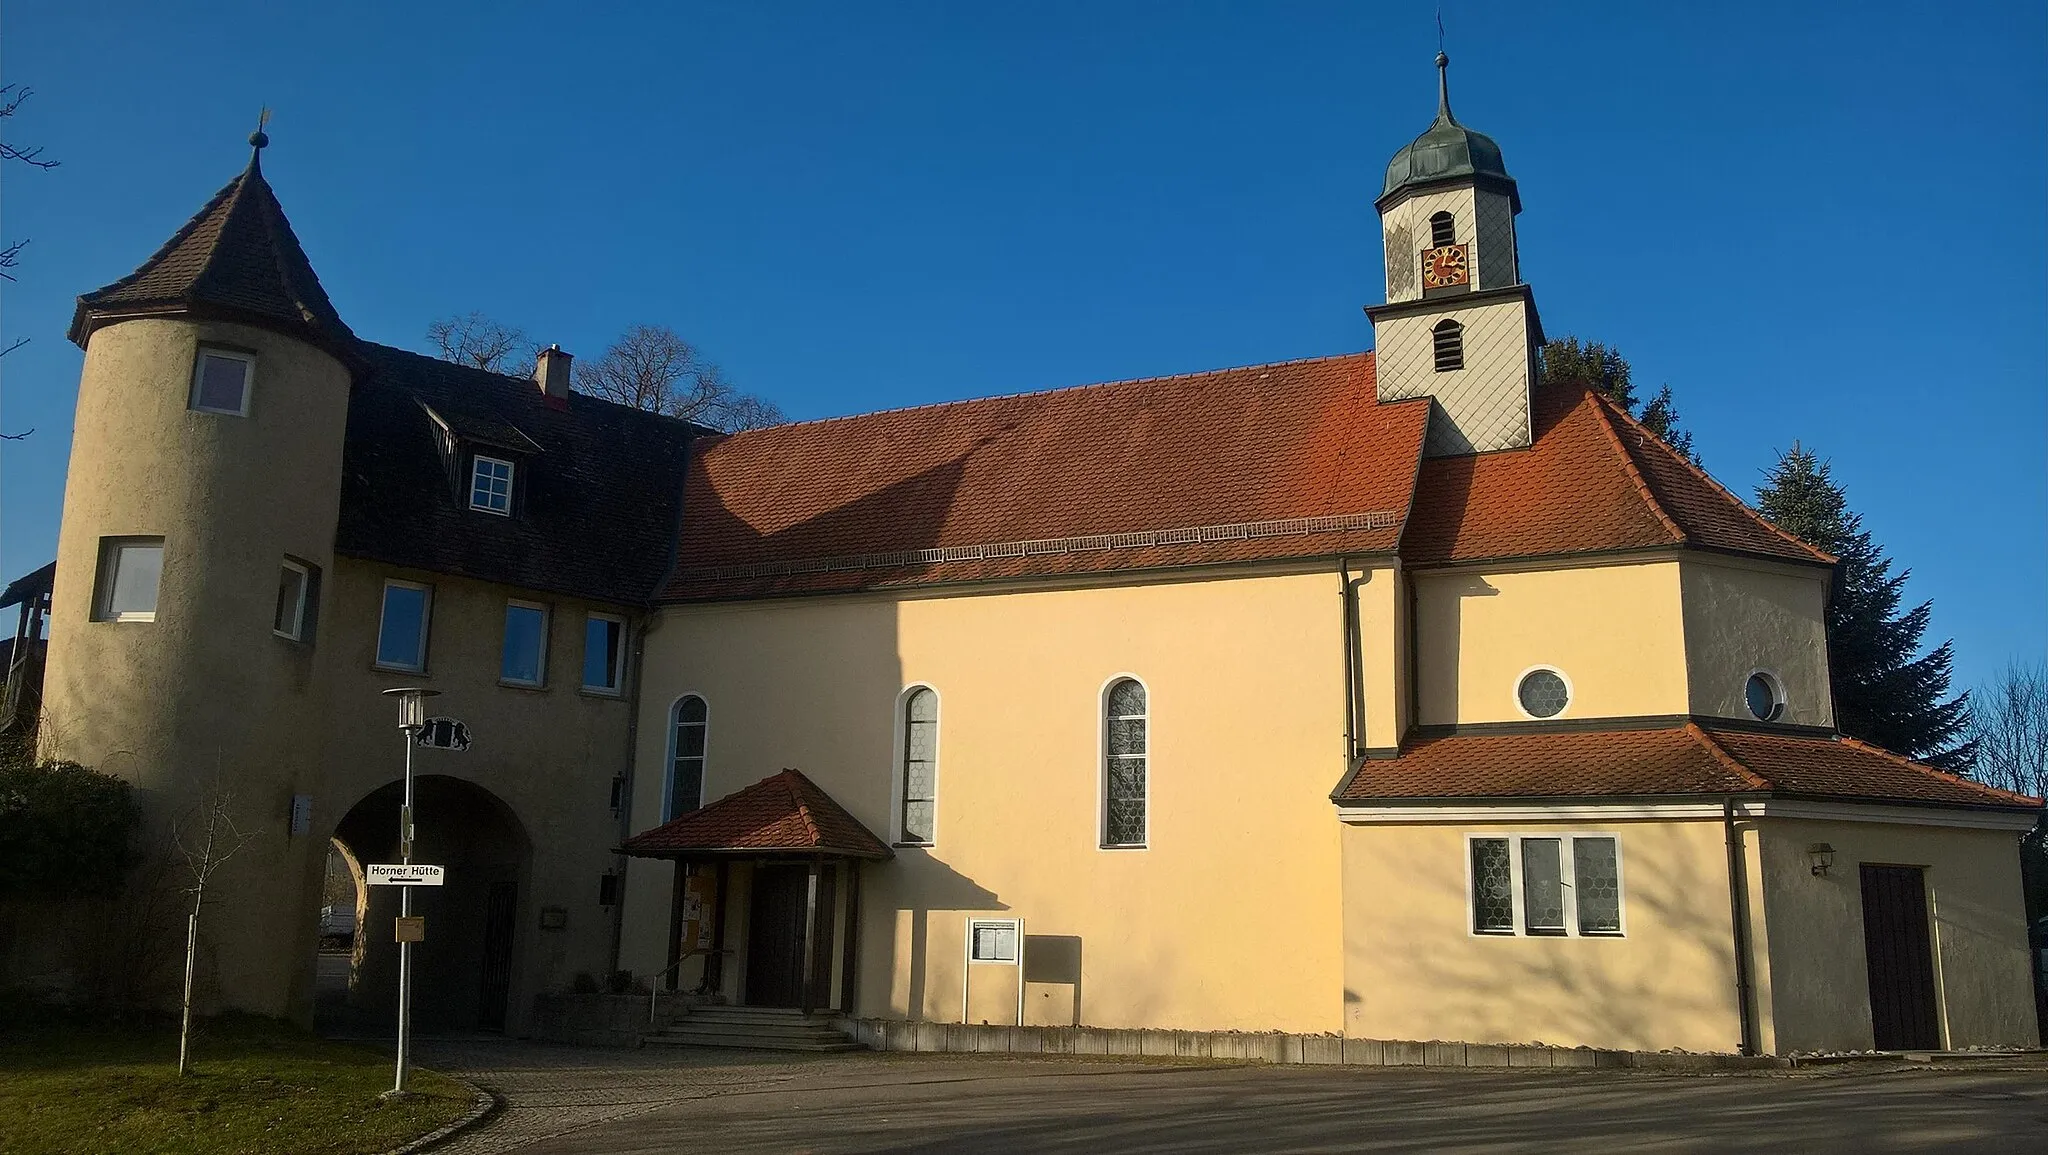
[
  {"left": 478, "top": 880, "right": 518, "bottom": 1032},
  {"left": 746, "top": 866, "right": 809, "bottom": 1008},
  {"left": 1861, "top": 864, "right": 1941, "bottom": 1050}
]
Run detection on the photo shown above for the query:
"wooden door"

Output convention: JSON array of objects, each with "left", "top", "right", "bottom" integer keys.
[
  {"left": 745, "top": 865, "right": 808, "bottom": 1008},
  {"left": 1860, "top": 864, "right": 1940, "bottom": 1051},
  {"left": 478, "top": 880, "right": 518, "bottom": 1032}
]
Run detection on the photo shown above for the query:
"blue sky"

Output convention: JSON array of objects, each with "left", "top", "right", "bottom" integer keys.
[{"left": 3, "top": 2, "right": 2043, "bottom": 693}]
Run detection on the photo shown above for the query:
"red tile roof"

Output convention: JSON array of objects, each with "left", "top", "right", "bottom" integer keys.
[
  {"left": 1336, "top": 722, "right": 2040, "bottom": 811},
  {"left": 1402, "top": 386, "right": 1833, "bottom": 567},
  {"left": 660, "top": 353, "right": 1429, "bottom": 600},
  {"left": 620, "top": 769, "right": 892, "bottom": 859}
]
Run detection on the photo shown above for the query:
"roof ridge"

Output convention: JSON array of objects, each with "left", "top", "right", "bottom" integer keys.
[
  {"left": 359, "top": 341, "right": 710, "bottom": 430},
  {"left": 710, "top": 350, "right": 1378, "bottom": 442},
  {"left": 782, "top": 769, "right": 825, "bottom": 845},
  {"left": 1584, "top": 389, "right": 1687, "bottom": 546},
  {"left": 1684, "top": 722, "right": 1772, "bottom": 790},
  {"left": 1829, "top": 734, "right": 2044, "bottom": 807},
  {"left": 1600, "top": 391, "right": 1836, "bottom": 566}
]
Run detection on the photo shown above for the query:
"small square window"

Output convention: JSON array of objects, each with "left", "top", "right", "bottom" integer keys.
[
  {"left": 274, "top": 559, "right": 315, "bottom": 641},
  {"left": 501, "top": 600, "right": 549, "bottom": 687},
  {"left": 94, "top": 537, "right": 164, "bottom": 622},
  {"left": 190, "top": 349, "right": 253, "bottom": 416},
  {"left": 375, "top": 581, "right": 432, "bottom": 672},
  {"left": 582, "top": 614, "right": 626, "bottom": 692},
  {"left": 470, "top": 456, "right": 514, "bottom": 515}
]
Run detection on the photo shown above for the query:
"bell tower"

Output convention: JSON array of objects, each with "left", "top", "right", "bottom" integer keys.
[{"left": 1366, "top": 52, "right": 1544, "bottom": 456}]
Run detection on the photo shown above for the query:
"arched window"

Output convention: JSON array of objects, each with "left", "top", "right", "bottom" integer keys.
[
  {"left": 1432, "top": 319, "right": 1464, "bottom": 372},
  {"left": 1103, "top": 678, "right": 1148, "bottom": 848},
  {"left": 667, "top": 695, "right": 707, "bottom": 819},
  {"left": 1429, "top": 210, "right": 1456, "bottom": 247},
  {"left": 899, "top": 687, "right": 938, "bottom": 845}
]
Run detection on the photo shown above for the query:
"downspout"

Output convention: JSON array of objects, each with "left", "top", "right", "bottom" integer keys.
[
  {"left": 1723, "top": 797, "right": 1759, "bottom": 1056},
  {"left": 1339, "top": 560, "right": 1368, "bottom": 760},
  {"left": 608, "top": 609, "right": 663, "bottom": 982}
]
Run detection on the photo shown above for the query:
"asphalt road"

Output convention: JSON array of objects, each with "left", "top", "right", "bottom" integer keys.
[{"left": 417, "top": 1042, "right": 2048, "bottom": 1154}]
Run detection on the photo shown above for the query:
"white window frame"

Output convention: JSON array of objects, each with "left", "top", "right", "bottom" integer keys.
[
  {"left": 374, "top": 579, "right": 433, "bottom": 673},
  {"left": 582, "top": 612, "right": 628, "bottom": 694},
  {"left": 1464, "top": 833, "right": 1628, "bottom": 939},
  {"left": 273, "top": 558, "right": 312, "bottom": 641},
  {"left": 664, "top": 693, "right": 709, "bottom": 821},
  {"left": 1512, "top": 664, "right": 1574, "bottom": 721},
  {"left": 1744, "top": 668, "right": 1788, "bottom": 722},
  {"left": 93, "top": 536, "right": 165, "bottom": 623},
  {"left": 1098, "top": 673, "right": 1150, "bottom": 851},
  {"left": 890, "top": 684, "right": 940, "bottom": 847},
  {"left": 189, "top": 347, "right": 255, "bottom": 416},
  {"left": 499, "top": 599, "right": 550, "bottom": 687},
  {"left": 470, "top": 454, "right": 515, "bottom": 516}
]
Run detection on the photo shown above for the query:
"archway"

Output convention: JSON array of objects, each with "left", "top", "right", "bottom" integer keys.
[{"left": 320, "top": 775, "right": 532, "bottom": 1035}]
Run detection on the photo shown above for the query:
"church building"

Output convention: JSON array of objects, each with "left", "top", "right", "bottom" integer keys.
[{"left": 21, "top": 55, "right": 2040, "bottom": 1057}]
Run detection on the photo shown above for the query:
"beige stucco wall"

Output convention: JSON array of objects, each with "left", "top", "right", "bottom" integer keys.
[
  {"left": 1680, "top": 558, "right": 1834, "bottom": 727},
  {"left": 1373, "top": 296, "right": 1534, "bottom": 455},
  {"left": 1757, "top": 818, "right": 2039, "bottom": 1053},
  {"left": 1339, "top": 817, "right": 1746, "bottom": 1052},
  {"left": 623, "top": 566, "right": 1384, "bottom": 1033},
  {"left": 1380, "top": 185, "right": 1518, "bottom": 303},
  {"left": 1412, "top": 561, "right": 1690, "bottom": 725}
]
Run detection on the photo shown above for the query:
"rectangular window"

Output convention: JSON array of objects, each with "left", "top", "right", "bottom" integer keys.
[
  {"left": 93, "top": 537, "right": 165, "bottom": 622},
  {"left": 375, "top": 580, "right": 432, "bottom": 672},
  {"left": 273, "top": 558, "right": 314, "bottom": 641},
  {"left": 1467, "top": 834, "right": 1626, "bottom": 939},
  {"left": 190, "top": 348, "right": 254, "bottom": 416},
  {"left": 500, "top": 600, "right": 548, "bottom": 686},
  {"left": 470, "top": 455, "right": 514, "bottom": 515},
  {"left": 582, "top": 614, "right": 625, "bottom": 692}
]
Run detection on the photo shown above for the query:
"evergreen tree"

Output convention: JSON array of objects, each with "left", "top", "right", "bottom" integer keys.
[
  {"left": 1755, "top": 444, "right": 1973, "bottom": 768},
  {"left": 1541, "top": 337, "right": 1697, "bottom": 463}
]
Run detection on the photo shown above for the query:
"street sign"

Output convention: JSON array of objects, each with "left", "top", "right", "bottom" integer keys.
[
  {"left": 367, "top": 864, "right": 446, "bottom": 887},
  {"left": 416, "top": 717, "right": 472, "bottom": 751}
]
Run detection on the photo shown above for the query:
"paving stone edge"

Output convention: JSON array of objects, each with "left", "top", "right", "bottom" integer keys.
[{"left": 381, "top": 1077, "right": 502, "bottom": 1155}]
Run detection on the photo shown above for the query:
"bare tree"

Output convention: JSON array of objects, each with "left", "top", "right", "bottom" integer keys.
[
  {"left": 426, "top": 312, "right": 534, "bottom": 376},
  {"left": 576, "top": 324, "right": 785, "bottom": 431},
  {"left": 172, "top": 783, "right": 258, "bottom": 1076},
  {"left": 2, "top": 84, "right": 60, "bottom": 398},
  {"left": 1967, "top": 659, "right": 2048, "bottom": 801}
]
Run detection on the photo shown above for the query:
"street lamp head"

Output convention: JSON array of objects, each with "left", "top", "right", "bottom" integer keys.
[{"left": 381, "top": 686, "right": 443, "bottom": 732}]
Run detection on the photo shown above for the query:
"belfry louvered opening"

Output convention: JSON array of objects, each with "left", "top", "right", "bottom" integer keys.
[
  {"left": 1429, "top": 210, "right": 1456, "bottom": 246},
  {"left": 1432, "top": 319, "right": 1464, "bottom": 372}
]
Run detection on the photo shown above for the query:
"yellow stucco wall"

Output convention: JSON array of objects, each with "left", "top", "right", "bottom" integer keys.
[
  {"left": 1757, "top": 818, "right": 2039, "bottom": 1052},
  {"left": 1679, "top": 558, "right": 1834, "bottom": 727},
  {"left": 623, "top": 566, "right": 1381, "bottom": 1033},
  {"left": 1412, "top": 561, "right": 1690, "bottom": 725},
  {"left": 1339, "top": 817, "right": 1746, "bottom": 1052}
]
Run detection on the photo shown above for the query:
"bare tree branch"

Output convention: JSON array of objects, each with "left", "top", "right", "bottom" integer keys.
[
  {"left": 426, "top": 312, "right": 535, "bottom": 376},
  {"left": 575, "top": 323, "right": 785, "bottom": 431},
  {"left": 172, "top": 781, "right": 258, "bottom": 1076},
  {"left": 0, "top": 86, "right": 59, "bottom": 170},
  {"left": 1965, "top": 659, "right": 2048, "bottom": 801}
]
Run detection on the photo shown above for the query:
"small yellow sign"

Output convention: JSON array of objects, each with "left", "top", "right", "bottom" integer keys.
[{"left": 394, "top": 916, "right": 426, "bottom": 943}]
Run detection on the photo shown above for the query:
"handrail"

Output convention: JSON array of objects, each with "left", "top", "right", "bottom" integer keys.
[{"left": 647, "top": 948, "right": 732, "bottom": 1027}]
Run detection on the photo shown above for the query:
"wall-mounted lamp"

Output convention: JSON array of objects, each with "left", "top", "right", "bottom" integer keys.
[{"left": 1807, "top": 843, "right": 1835, "bottom": 877}]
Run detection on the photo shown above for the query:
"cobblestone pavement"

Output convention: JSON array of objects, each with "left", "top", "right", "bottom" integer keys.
[{"left": 409, "top": 1040, "right": 2048, "bottom": 1154}]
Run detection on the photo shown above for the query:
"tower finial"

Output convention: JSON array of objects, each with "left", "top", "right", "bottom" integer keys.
[
  {"left": 1435, "top": 50, "right": 1454, "bottom": 124},
  {"left": 248, "top": 107, "right": 271, "bottom": 160}
]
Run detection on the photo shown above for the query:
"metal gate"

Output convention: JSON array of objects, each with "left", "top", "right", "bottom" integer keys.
[{"left": 1860, "top": 864, "right": 1940, "bottom": 1051}]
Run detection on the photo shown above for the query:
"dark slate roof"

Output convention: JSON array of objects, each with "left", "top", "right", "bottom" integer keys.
[
  {"left": 335, "top": 342, "right": 700, "bottom": 606},
  {"left": 619, "top": 769, "right": 893, "bottom": 860},
  {"left": 0, "top": 562, "right": 55, "bottom": 611},
  {"left": 68, "top": 143, "right": 360, "bottom": 366}
]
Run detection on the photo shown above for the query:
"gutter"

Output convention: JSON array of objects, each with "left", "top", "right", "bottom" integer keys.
[{"left": 1723, "top": 796, "right": 1760, "bottom": 1057}]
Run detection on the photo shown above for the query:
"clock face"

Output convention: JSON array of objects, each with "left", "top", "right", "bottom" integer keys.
[{"left": 1421, "top": 243, "right": 1470, "bottom": 289}]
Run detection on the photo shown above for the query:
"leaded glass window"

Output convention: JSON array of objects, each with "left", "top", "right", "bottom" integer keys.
[
  {"left": 900, "top": 687, "right": 937, "bottom": 844},
  {"left": 669, "top": 695, "right": 707, "bottom": 819},
  {"left": 1104, "top": 678, "right": 1147, "bottom": 848},
  {"left": 1517, "top": 669, "right": 1569, "bottom": 718},
  {"left": 1470, "top": 838, "right": 1514, "bottom": 933},
  {"left": 1521, "top": 838, "right": 1566, "bottom": 933},
  {"left": 1574, "top": 837, "right": 1622, "bottom": 934}
]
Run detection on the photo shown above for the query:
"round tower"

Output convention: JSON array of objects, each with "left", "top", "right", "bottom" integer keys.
[{"left": 42, "top": 131, "right": 362, "bottom": 1018}]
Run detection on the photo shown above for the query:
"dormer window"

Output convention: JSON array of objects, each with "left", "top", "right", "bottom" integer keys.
[
  {"left": 470, "top": 455, "right": 514, "bottom": 515},
  {"left": 1429, "top": 211, "right": 1456, "bottom": 247},
  {"left": 1432, "top": 319, "right": 1464, "bottom": 372}
]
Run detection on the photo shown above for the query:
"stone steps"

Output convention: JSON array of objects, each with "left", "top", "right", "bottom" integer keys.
[{"left": 644, "top": 1007, "right": 864, "bottom": 1053}]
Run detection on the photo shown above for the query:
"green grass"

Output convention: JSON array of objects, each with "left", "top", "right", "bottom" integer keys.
[{"left": 0, "top": 1014, "right": 474, "bottom": 1155}]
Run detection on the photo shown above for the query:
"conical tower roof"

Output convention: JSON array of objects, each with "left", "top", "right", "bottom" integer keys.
[{"left": 68, "top": 132, "right": 360, "bottom": 368}]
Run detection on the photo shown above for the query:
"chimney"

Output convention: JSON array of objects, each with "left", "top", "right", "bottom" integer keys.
[{"left": 535, "top": 344, "right": 573, "bottom": 407}]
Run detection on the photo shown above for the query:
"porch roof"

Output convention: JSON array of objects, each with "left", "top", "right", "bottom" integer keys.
[{"left": 619, "top": 768, "right": 893, "bottom": 861}]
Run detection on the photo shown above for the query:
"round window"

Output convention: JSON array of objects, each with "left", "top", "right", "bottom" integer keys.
[
  {"left": 1516, "top": 669, "right": 1570, "bottom": 719},
  {"left": 1745, "top": 673, "right": 1785, "bottom": 722}
]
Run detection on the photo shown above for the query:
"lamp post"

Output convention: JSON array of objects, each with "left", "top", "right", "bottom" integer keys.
[{"left": 380, "top": 686, "right": 440, "bottom": 1098}]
